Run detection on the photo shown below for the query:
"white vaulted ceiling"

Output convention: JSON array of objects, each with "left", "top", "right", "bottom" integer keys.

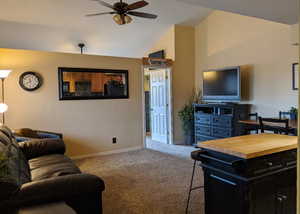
[
  {"left": 0, "top": 0, "right": 211, "bottom": 57},
  {"left": 178, "top": 0, "right": 299, "bottom": 25},
  {"left": 0, "top": 0, "right": 298, "bottom": 57}
]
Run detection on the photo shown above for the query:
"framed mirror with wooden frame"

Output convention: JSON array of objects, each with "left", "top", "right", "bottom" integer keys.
[{"left": 58, "top": 67, "right": 129, "bottom": 100}]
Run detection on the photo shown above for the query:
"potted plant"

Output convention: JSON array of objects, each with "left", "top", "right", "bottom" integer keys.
[
  {"left": 290, "top": 107, "right": 298, "bottom": 120},
  {"left": 178, "top": 90, "right": 202, "bottom": 145},
  {"left": 107, "top": 80, "right": 125, "bottom": 96}
]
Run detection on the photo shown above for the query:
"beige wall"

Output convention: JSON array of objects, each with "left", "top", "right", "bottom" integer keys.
[
  {"left": 195, "top": 11, "right": 299, "bottom": 117},
  {"left": 146, "top": 25, "right": 195, "bottom": 144},
  {"left": 147, "top": 26, "right": 175, "bottom": 60},
  {"left": 292, "top": 5, "right": 300, "bottom": 214},
  {"left": 147, "top": 12, "right": 298, "bottom": 142},
  {"left": 0, "top": 48, "right": 143, "bottom": 157},
  {"left": 173, "top": 26, "right": 195, "bottom": 142}
]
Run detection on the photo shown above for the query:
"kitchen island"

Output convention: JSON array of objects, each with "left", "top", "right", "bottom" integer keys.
[{"left": 197, "top": 133, "right": 297, "bottom": 214}]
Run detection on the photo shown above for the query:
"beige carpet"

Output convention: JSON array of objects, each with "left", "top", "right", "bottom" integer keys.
[{"left": 75, "top": 149, "right": 204, "bottom": 214}]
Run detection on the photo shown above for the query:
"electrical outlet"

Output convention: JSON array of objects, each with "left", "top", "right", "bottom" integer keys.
[{"left": 112, "top": 137, "right": 117, "bottom": 144}]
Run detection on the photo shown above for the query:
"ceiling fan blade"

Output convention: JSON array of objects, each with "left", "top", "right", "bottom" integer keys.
[
  {"left": 127, "top": 11, "right": 157, "bottom": 19},
  {"left": 85, "top": 12, "right": 116, "bottom": 17},
  {"left": 125, "top": 1, "right": 148, "bottom": 11},
  {"left": 92, "top": 0, "right": 115, "bottom": 9}
]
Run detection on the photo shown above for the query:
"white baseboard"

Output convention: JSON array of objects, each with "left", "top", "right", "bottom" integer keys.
[{"left": 70, "top": 146, "right": 144, "bottom": 160}]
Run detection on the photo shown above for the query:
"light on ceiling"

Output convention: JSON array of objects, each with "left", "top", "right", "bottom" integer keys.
[
  {"left": 0, "top": 70, "right": 12, "bottom": 79},
  {"left": 113, "top": 14, "right": 132, "bottom": 25},
  {"left": 124, "top": 15, "right": 132, "bottom": 24},
  {"left": 113, "top": 14, "right": 122, "bottom": 25}
]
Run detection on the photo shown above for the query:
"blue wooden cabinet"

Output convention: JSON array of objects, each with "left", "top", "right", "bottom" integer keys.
[{"left": 194, "top": 103, "right": 251, "bottom": 144}]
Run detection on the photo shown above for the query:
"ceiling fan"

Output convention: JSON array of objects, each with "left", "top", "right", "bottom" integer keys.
[{"left": 86, "top": 0, "right": 158, "bottom": 25}]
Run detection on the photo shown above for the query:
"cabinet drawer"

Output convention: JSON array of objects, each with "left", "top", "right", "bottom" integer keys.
[
  {"left": 195, "top": 126, "right": 211, "bottom": 136},
  {"left": 247, "top": 149, "right": 297, "bottom": 175},
  {"left": 212, "top": 116, "right": 233, "bottom": 128},
  {"left": 195, "top": 114, "right": 211, "bottom": 125},
  {"left": 212, "top": 127, "right": 232, "bottom": 138}
]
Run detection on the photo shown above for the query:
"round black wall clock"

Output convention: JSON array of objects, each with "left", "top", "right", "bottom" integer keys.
[{"left": 19, "top": 72, "right": 43, "bottom": 91}]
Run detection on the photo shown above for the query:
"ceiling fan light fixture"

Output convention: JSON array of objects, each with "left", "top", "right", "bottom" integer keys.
[
  {"left": 88, "top": 0, "right": 157, "bottom": 25},
  {"left": 113, "top": 14, "right": 132, "bottom": 25},
  {"left": 113, "top": 14, "right": 123, "bottom": 25},
  {"left": 124, "top": 15, "right": 132, "bottom": 24}
]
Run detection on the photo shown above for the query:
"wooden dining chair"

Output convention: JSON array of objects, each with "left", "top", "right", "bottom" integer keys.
[
  {"left": 279, "top": 111, "right": 292, "bottom": 119},
  {"left": 258, "top": 117, "right": 290, "bottom": 135},
  {"left": 244, "top": 113, "right": 259, "bottom": 134},
  {"left": 249, "top": 113, "right": 259, "bottom": 121}
]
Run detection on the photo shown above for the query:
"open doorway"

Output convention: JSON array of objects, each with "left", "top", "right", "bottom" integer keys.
[{"left": 143, "top": 59, "right": 173, "bottom": 147}]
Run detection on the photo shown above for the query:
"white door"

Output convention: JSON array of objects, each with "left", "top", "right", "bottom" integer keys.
[{"left": 150, "top": 69, "right": 168, "bottom": 144}]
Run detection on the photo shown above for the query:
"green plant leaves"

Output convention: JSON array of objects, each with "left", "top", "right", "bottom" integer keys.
[
  {"left": 178, "top": 89, "right": 202, "bottom": 135},
  {"left": 178, "top": 104, "right": 194, "bottom": 134},
  {"left": 290, "top": 107, "right": 298, "bottom": 114}
]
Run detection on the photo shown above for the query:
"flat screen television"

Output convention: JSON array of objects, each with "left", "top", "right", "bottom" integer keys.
[{"left": 202, "top": 66, "right": 241, "bottom": 102}]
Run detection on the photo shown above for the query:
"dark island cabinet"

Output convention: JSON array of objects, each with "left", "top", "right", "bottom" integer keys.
[
  {"left": 200, "top": 149, "right": 297, "bottom": 214},
  {"left": 194, "top": 103, "right": 251, "bottom": 144},
  {"left": 250, "top": 172, "right": 296, "bottom": 214}
]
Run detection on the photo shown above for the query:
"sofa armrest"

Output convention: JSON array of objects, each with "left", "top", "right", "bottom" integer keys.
[
  {"left": 18, "top": 139, "right": 66, "bottom": 160},
  {"left": 15, "top": 174, "right": 105, "bottom": 206}
]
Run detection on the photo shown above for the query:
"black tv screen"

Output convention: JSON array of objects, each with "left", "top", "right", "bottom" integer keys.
[{"left": 203, "top": 67, "right": 241, "bottom": 101}]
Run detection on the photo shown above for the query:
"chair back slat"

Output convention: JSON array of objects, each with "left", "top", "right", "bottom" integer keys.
[
  {"left": 258, "top": 117, "right": 289, "bottom": 135},
  {"left": 279, "top": 111, "right": 291, "bottom": 119},
  {"left": 249, "top": 113, "right": 258, "bottom": 121}
]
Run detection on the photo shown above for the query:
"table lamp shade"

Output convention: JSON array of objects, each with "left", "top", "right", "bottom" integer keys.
[
  {"left": 0, "top": 70, "right": 11, "bottom": 79},
  {"left": 0, "top": 103, "right": 8, "bottom": 113},
  {"left": 0, "top": 69, "right": 11, "bottom": 124}
]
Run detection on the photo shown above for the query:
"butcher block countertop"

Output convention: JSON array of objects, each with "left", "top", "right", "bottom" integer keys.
[{"left": 198, "top": 134, "right": 297, "bottom": 159}]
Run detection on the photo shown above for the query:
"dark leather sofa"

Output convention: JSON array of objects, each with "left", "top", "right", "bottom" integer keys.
[{"left": 0, "top": 126, "right": 105, "bottom": 214}]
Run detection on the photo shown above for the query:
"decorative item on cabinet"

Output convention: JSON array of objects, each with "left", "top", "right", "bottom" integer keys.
[{"left": 148, "top": 50, "right": 165, "bottom": 59}]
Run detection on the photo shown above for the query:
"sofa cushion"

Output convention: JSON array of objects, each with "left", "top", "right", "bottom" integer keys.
[
  {"left": 29, "top": 154, "right": 81, "bottom": 182},
  {"left": 18, "top": 139, "right": 66, "bottom": 160},
  {"left": 0, "top": 125, "right": 14, "bottom": 139},
  {"left": 0, "top": 131, "right": 13, "bottom": 146},
  {"left": 0, "top": 139, "right": 31, "bottom": 201},
  {"left": 0, "top": 142, "right": 19, "bottom": 201},
  {"left": 0, "top": 126, "right": 31, "bottom": 182},
  {"left": 18, "top": 202, "right": 76, "bottom": 214}
]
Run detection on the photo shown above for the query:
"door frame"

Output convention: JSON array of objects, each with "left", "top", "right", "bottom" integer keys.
[{"left": 141, "top": 58, "right": 174, "bottom": 147}]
